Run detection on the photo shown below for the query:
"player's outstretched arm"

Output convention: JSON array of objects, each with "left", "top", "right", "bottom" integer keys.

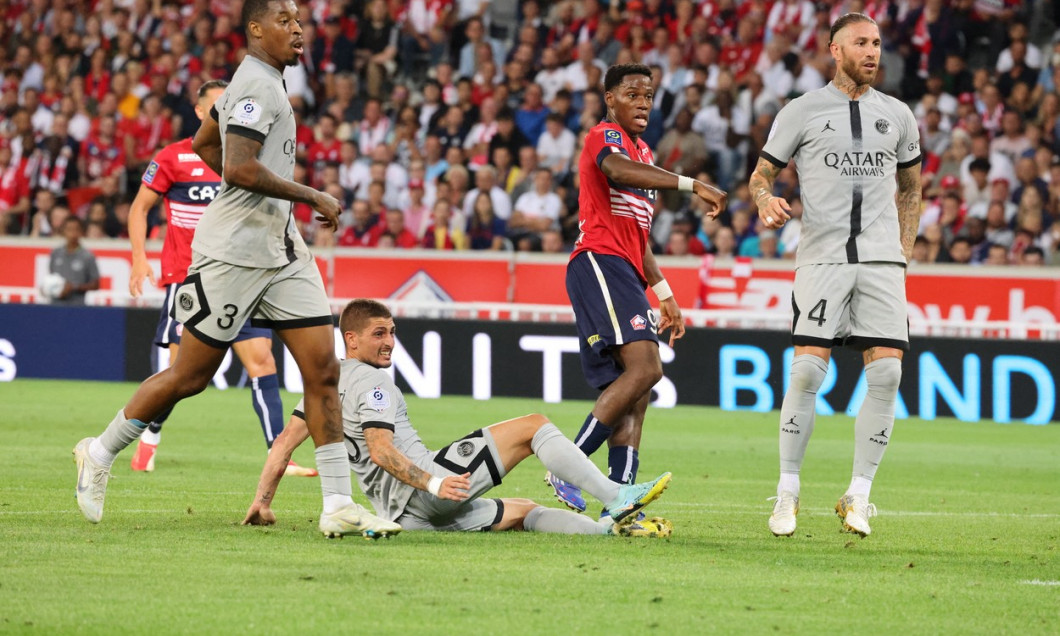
[
  {"left": 363, "top": 428, "right": 470, "bottom": 501},
  {"left": 243, "top": 415, "right": 311, "bottom": 526},
  {"left": 643, "top": 247, "right": 684, "bottom": 347},
  {"left": 896, "top": 164, "right": 922, "bottom": 263},
  {"left": 601, "top": 153, "right": 727, "bottom": 218},
  {"left": 748, "top": 156, "right": 791, "bottom": 229},
  {"left": 221, "top": 132, "right": 342, "bottom": 230},
  {"left": 128, "top": 184, "right": 162, "bottom": 297}
]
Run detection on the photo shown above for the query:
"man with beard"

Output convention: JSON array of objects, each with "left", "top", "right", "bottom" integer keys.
[{"left": 749, "top": 13, "right": 922, "bottom": 538}]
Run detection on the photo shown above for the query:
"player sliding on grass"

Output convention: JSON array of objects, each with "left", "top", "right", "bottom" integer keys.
[
  {"left": 244, "top": 299, "right": 674, "bottom": 537},
  {"left": 748, "top": 13, "right": 922, "bottom": 538},
  {"left": 547, "top": 63, "right": 725, "bottom": 517}
]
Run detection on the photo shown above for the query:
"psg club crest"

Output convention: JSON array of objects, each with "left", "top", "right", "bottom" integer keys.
[
  {"left": 457, "top": 441, "right": 475, "bottom": 458},
  {"left": 875, "top": 119, "right": 890, "bottom": 134},
  {"left": 178, "top": 293, "right": 194, "bottom": 312},
  {"left": 630, "top": 314, "right": 648, "bottom": 331}
]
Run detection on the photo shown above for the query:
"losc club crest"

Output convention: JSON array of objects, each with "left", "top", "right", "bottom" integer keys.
[
  {"left": 875, "top": 119, "right": 890, "bottom": 134},
  {"left": 178, "top": 293, "right": 194, "bottom": 312},
  {"left": 457, "top": 441, "right": 475, "bottom": 457}
]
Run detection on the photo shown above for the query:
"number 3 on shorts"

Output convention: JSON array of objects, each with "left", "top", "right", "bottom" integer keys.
[
  {"left": 217, "top": 303, "right": 239, "bottom": 329},
  {"left": 808, "top": 299, "right": 827, "bottom": 326}
]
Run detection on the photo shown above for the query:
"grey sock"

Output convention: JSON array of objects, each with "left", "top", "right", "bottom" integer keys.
[
  {"left": 315, "top": 442, "right": 353, "bottom": 503},
  {"left": 531, "top": 422, "right": 621, "bottom": 504},
  {"left": 92, "top": 409, "right": 148, "bottom": 467},
  {"left": 852, "top": 357, "right": 902, "bottom": 481},
  {"left": 523, "top": 506, "right": 606, "bottom": 535},
  {"left": 779, "top": 355, "right": 828, "bottom": 474}
]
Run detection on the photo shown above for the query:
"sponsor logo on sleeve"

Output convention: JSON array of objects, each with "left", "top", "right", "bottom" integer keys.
[
  {"left": 367, "top": 386, "right": 391, "bottom": 412},
  {"left": 604, "top": 129, "right": 623, "bottom": 146},
  {"left": 144, "top": 161, "right": 159, "bottom": 184},
  {"left": 234, "top": 98, "right": 262, "bottom": 126}
]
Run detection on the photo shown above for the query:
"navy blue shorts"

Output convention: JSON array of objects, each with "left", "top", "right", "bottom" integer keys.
[
  {"left": 566, "top": 252, "right": 658, "bottom": 390},
  {"left": 155, "top": 283, "right": 271, "bottom": 348}
]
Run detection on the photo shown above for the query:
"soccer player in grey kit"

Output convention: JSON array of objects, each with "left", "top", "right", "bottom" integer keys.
[
  {"left": 748, "top": 13, "right": 922, "bottom": 537},
  {"left": 73, "top": 0, "right": 398, "bottom": 539}
]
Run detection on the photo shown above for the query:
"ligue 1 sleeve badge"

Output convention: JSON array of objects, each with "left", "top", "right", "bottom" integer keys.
[
  {"left": 604, "top": 129, "right": 623, "bottom": 145},
  {"left": 367, "top": 387, "right": 391, "bottom": 412}
]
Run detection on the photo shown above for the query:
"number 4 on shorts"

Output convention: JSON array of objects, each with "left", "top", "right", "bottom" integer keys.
[{"left": 808, "top": 299, "right": 827, "bottom": 326}]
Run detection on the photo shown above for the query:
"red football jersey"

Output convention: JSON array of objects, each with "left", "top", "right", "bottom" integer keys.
[
  {"left": 571, "top": 120, "right": 657, "bottom": 283},
  {"left": 141, "top": 138, "right": 221, "bottom": 285}
]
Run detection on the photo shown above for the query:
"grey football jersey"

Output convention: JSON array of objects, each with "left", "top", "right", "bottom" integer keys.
[
  {"left": 192, "top": 54, "right": 308, "bottom": 268},
  {"left": 338, "top": 359, "right": 430, "bottom": 521},
  {"left": 761, "top": 84, "right": 921, "bottom": 267}
]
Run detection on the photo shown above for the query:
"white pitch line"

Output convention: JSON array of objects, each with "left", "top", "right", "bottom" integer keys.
[{"left": 1019, "top": 580, "right": 1060, "bottom": 586}]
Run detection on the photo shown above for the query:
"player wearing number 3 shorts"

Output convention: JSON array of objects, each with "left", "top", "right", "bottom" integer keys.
[
  {"left": 74, "top": 0, "right": 396, "bottom": 540},
  {"left": 127, "top": 79, "right": 314, "bottom": 478},
  {"left": 748, "top": 13, "right": 922, "bottom": 538}
]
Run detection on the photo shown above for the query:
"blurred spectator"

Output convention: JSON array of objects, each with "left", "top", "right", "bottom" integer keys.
[
  {"left": 463, "top": 164, "right": 511, "bottom": 222},
  {"left": 984, "top": 242, "right": 1011, "bottom": 265},
  {"left": 711, "top": 225, "right": 737, "bottom": 259},
  {"left": 536, "top": 113, "right": 576, "bottom": 179},
  {"left": 948, "top": 236, "right": 974, "bottom": 264},
  {"left": 466, "top": 190, "right": 508, "bottom": 250},
  {"left": 338, "top": 199, "right": 378, "bottom": 248},
  {"left": 370, "top": 208, "right": 419, "bottom": 248},
  {"left": 0, "top": 141, "right": 31, "bottom": 234},
  {"left": 510, "top": 167, "right": 561, "bottom": 243},
  {"left": 356, "top": 0, "right": 399, "bottom": 99},
  {"left": 1019, "top": 245, "right": 1046, "bottom": 265},
  {"left": 48, "top": 216, "right": 99, "bottom": 305},
  {"left": 422, "top": 199, "right": 463, "bottom": 250}
]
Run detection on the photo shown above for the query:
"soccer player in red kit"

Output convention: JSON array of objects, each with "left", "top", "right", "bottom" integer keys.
[
  {"left": 127, "top": 79, "right": 315, "bottom": 477},
  {"left": 547, "top": 64, "right": 727, "bottom": 515}
]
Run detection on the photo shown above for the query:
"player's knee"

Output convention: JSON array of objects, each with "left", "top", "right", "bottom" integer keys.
[
  {"left": 865, "top": 356, "right": 902, "bottom": 396},
  {"left": 790, "top": 354, "right": 829, "bottom": 393},
  {"left": 304, "top": 354, "right": 340, "bottom": 389}
]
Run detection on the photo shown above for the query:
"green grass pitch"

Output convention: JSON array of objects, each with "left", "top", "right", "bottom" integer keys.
[{"left": 1, "top": 379, "right": 1057, "bottom": 634}]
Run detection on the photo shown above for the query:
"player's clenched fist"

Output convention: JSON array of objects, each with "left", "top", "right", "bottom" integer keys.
[{"left": 757, "top": 195, "right": 792, "bottom": 228}]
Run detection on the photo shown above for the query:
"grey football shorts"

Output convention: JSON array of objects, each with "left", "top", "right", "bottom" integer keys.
[
  {"left": 172, "top": 251, "right": 332, "bottom": 348},
  {"left": 396, "top": 428, "right": 509, "bottom": 532},
  {"left": 791, "top": 262, "right": 909, "bottom": 351}
]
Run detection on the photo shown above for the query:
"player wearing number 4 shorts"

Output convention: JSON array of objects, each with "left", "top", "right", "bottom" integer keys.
[
  {"left": 73, "top": 0, "right": 378, "bottom": 539},
  {"left": 244, "top": 300, "right": 673, "bottom": 538},
  {"left": 748, "top": 13, "right": 922, "bottom": 538},
  {"left": 126, "top": 78, "right": 314, "bottom": 478}
]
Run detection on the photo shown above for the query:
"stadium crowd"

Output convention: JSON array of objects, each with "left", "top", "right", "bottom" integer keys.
[{"left": 0, "top": 0, "right": 1058, "bottom": 266}]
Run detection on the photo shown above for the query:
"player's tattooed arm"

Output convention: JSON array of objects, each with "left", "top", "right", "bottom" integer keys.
[
  {"left": 363, "top": 427, "right": 433, "bottom": 490},
  {"left": 749, "top": 157, "right": 791, "bottom": 227},
  {"left": 192, "top": 114, "right": 224, "bottom": 177},
  {"left": 223, "top": 133, "right": 342, "bottom": 228},
  {"left": 748, "top": 157, "right": 782, "bottom": 210},
  {"left": 896, "top": 164, "right": 922, "bottom": 263},
  {"left": 243, "top": 415, "right": 310, "bottom": 526}
]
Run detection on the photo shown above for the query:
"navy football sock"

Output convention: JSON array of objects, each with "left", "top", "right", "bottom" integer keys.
[
  {"left": 573, "top": 413, "right": 612, "bottom": 457},
  {"left": 607, "top": 445, "right": 639, "bottom": 484},
  {"left": 251, "top": 374, "right": 285, "bottom": 449}
]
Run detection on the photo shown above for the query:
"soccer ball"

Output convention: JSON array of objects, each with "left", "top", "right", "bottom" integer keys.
[{"left": 39, "top": 272, "right": 67, "bottom": 300}]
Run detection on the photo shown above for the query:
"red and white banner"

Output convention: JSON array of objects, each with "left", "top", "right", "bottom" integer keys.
[{"left": 3, "top": 239, "right": 1058, "bottom": 333}]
